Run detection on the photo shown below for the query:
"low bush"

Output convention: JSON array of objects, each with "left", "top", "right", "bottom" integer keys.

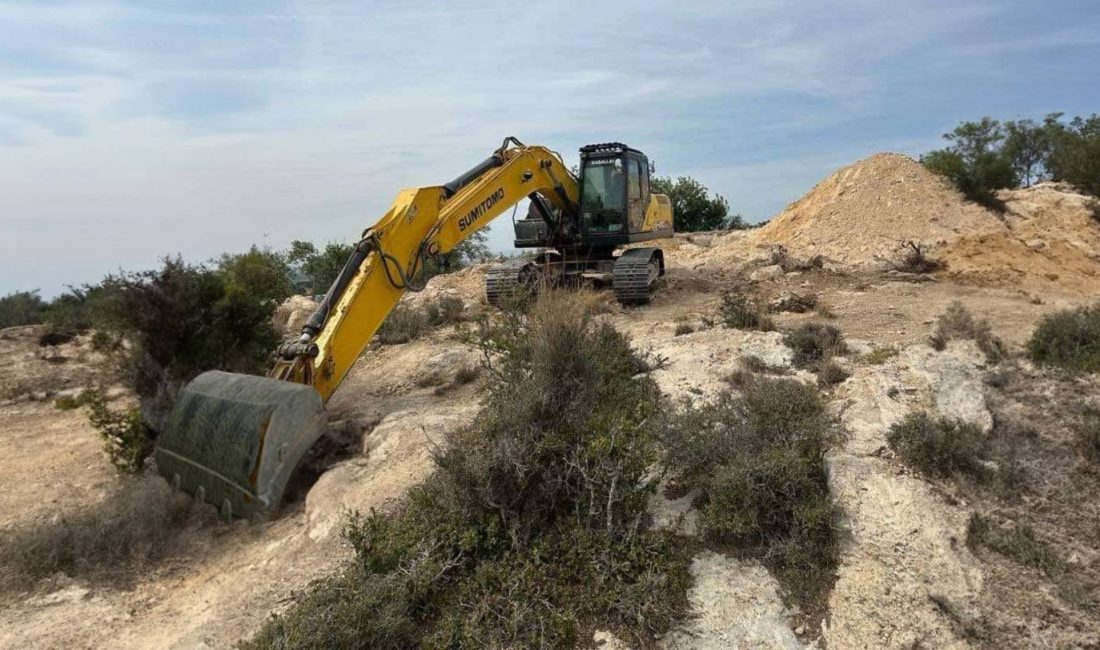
[
  {"left": 0, "top": 477, "right": 203, "bottom": 592},
  {"left": 895, "top": 241, "right": 944, "bottom": 274},
  {"left": 719, "top": 291, "right": 774, "bottom": 331},
  {"left": 817, "top": 360, "right": 850, "bottom": 387},
  {"left": 1026, "top": 302, "right": 1100, "bottom": 373},
  {"left": 425, "top": 296, "right": 465, "bottom": 327},
  {"left": 0, "top": 290, "right": 47, "bottom": 328},
  {"left": 378, "top": 297, "right": 469, "bottom": 346},
  {"left": 674, "top": 322, "right": 694, "bottom": 336},
  {"left": 930, "top": 301, "right": 1006, "bottom": 364},
  {"left": 862, "top": 346, "right": 898, "bottom": 365},
  {"left": 770, "top": 292, "right": 818, "bottom": 314},
  {"left": 886, "top": 411, "right": 986, "bottom": 478},
  {"left": 54, "top": 388, "right": 98, "bottom": 411},
  {"left": 249, "top": 292, "right": 690, "bottom": 648},
  {"left": 92, "top": 257, "right": 282, "bottom": 400},
  {"left": 451, "top": 363, "right": 480, "bottom": 386},
  {"left": 783, "top": 322, "right": 846, "bottom": 368},
  {"left": 82, "top": 390, "right": 152, "bottom": 474},
  {"left": 376, "top": 304, "right": 430, "bottom": 345},
  {"left": 658, "top": 377, "right": 840, "bottom": 602}
]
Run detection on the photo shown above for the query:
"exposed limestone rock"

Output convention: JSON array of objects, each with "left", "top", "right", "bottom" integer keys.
[
  {"left": 737, "top": 331, "right": 794, "bottom": 369},
  {"left": 750, "top": 264, "right": 785, "bottom": 282},
  {"left": 304, "top": 406, "right": 477, "bottom": 540},
  {"left": 826, "top": 349, "right": 985, "bottom": 649},
  {"left": 902, "top": 340, "right": 993, "bottom": 433},
  {"left": 662, "top": 552, "right": 804, "bottom": 650},
  {"left": 273, "top": 295, "right": 319, "bottom": 335}
]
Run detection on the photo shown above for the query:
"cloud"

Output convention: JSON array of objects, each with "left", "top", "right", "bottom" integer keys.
[{"left": 0, "top": 0, "right": 1098, "bottom": 296}]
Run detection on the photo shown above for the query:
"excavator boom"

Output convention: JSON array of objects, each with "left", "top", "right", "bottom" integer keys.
[{"left": 155, "top": 138, "right": 584, "bottom": 520}]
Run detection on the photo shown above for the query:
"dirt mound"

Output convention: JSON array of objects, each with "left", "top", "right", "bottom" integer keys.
[
  {"left": 751, "top": 153, "right": 1002, "bottom": 267},
  {"left": 941, "top": 182, "right": 1100, "bottom": 296}
]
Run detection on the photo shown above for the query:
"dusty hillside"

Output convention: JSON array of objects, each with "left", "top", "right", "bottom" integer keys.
[
  {"left": 941, "top": 182, "right": 1100, "bottom": 294},
  {"left": 752, "top": 153, "right": 1003, "bottom": 266},
  {"left": 1, "top": 153, "right": 1098, "bottom": 648}
]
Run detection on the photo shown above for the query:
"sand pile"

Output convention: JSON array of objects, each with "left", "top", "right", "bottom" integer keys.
[
  {"left": 941, "top": 182, "right": 1100, "bottom": 295},
  {"left": 751, "top": 153, "right": 1002, "bottom": 266}
]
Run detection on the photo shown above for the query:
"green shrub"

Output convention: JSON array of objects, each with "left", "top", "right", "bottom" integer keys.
[
  {"left": 921, "top": 117, "right": 1017, "bottom": 209},
  {"left": 783, "top": 322, "right": 846, "bottom": 368},
  {"left": 886, "top": 412, "right": 985, "bottom": 478},
  {"left": 862, "top": 346, "right": 898, "bottom": 365},
  {"left": 719, "top": 291, "right": 774, "bottom": 331},
  {"left": 659, "top": 377, "right": 839, "bottom": 602},
  {"left": 80, "top": 390, "right": 151, "bottom": 474},
  {"left": 91, "top": 257, "right": 281, "bottom": 399},
  {"left": 0, "top": 290, "right": 47, "bottom": 328},
  {"left": 249, "top": 292, "right": 690, "bottom": 648},
  {"left": 930, "top": 301, "right": 1005, "bottom": 364},
  {"left": 1026, "top": 303, "right": 1100, "bottom": 373},
  {"left": 217, "top": 246, "right": 294, "bottom": 304},
  {"left": 425, "top": 295, "right": 465, "bottom": 327},
  {"left": 376, "top": 304, "right": 430, "bottom": 345},
  {"left": 54, "top": 388, "right": 98, "bottom": 411},
  {"left": 286, "top": 240, "right": 356, "bottom": 293},
  {"left": 817, "top": 359, "right": 850, "bottom": 387}
]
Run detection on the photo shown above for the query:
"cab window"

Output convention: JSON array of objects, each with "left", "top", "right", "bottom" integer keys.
[{"left": 627, "top": 158, "right": 644, "bottom": 230}]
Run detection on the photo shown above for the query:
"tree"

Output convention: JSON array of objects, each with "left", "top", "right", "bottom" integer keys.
[
  {"left": 288, "top": 240, "right": 355, "bottom": 294},
  {"left": 423, "top": 230, "right": 490, "bottom": 278},
  {"left": 651, "top": 176, "right": 741, "bottom": 231},
  {"left": 0, "top": 290, "right": 47, "bottom": 328},
  {"left": 921, "top": 117, "right": 1017, "bottom": 208},
  {"left": 217, "top": 245, "right": 293, "bottom": 304},
  {"left": 288, "top": 231, "right": 489, "bottom": 296},
  {"left": 1045, "top": 113, "right": 1100, "bottom": 197},
  {"left": 1004, "top": 119, "right": 1053, "bottom": 187}
]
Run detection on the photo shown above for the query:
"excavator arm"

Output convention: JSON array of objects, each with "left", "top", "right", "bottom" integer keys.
[
  {"left": 155, "top": 138, "right": 580, "bottom": 520},
  {"left": 275, "top": 137, "right": 579, "bottom": 400}
]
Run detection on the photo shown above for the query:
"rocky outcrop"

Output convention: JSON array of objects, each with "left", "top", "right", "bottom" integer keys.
[{"left": 825, "top": 343, "right": 988, "bottom": 648}]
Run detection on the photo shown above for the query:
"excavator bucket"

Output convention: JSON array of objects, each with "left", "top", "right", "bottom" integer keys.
[{"left": 155, "top": 370, "right": 326, "bottom": 521}]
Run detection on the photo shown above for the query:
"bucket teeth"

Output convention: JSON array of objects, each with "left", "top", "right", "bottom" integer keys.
[{"left": 155, "top": 370, "right": 326, "bottom": 521}]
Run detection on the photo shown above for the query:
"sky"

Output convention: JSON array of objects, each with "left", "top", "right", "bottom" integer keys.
[{"left": 1, "top": 0, "right": 1098, "bottom": 297}]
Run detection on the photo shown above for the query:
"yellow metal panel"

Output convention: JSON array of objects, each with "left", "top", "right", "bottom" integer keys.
[{"left": 301, "top": 144, "right": 581, "bottom": 402}]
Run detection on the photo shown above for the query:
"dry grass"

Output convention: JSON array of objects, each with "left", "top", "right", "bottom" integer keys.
[{"left": 0, "top": 476, "right": 212, "bottom": 593}]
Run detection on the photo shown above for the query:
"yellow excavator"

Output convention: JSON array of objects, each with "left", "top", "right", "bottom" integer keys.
[{"left": 155, "top": 137, "right": 673, "bottom": 520}]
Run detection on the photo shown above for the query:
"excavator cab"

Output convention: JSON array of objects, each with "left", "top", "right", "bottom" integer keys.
[{"left": 577, "top": 143, "right": 652, "bottom": 239}]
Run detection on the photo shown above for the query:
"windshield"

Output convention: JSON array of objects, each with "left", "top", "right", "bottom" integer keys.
[{"left": 580, "top": 158, "right": 625, "bottom": 232}]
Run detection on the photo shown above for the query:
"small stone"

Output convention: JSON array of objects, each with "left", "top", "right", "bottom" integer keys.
[{"left": 750, "top": 264, "right": 785, "bottom": 282}]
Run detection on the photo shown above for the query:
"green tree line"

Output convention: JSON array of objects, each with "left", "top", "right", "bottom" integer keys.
[{"left": 922, "top": 113, "right": 1100, "bottom": 207}]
